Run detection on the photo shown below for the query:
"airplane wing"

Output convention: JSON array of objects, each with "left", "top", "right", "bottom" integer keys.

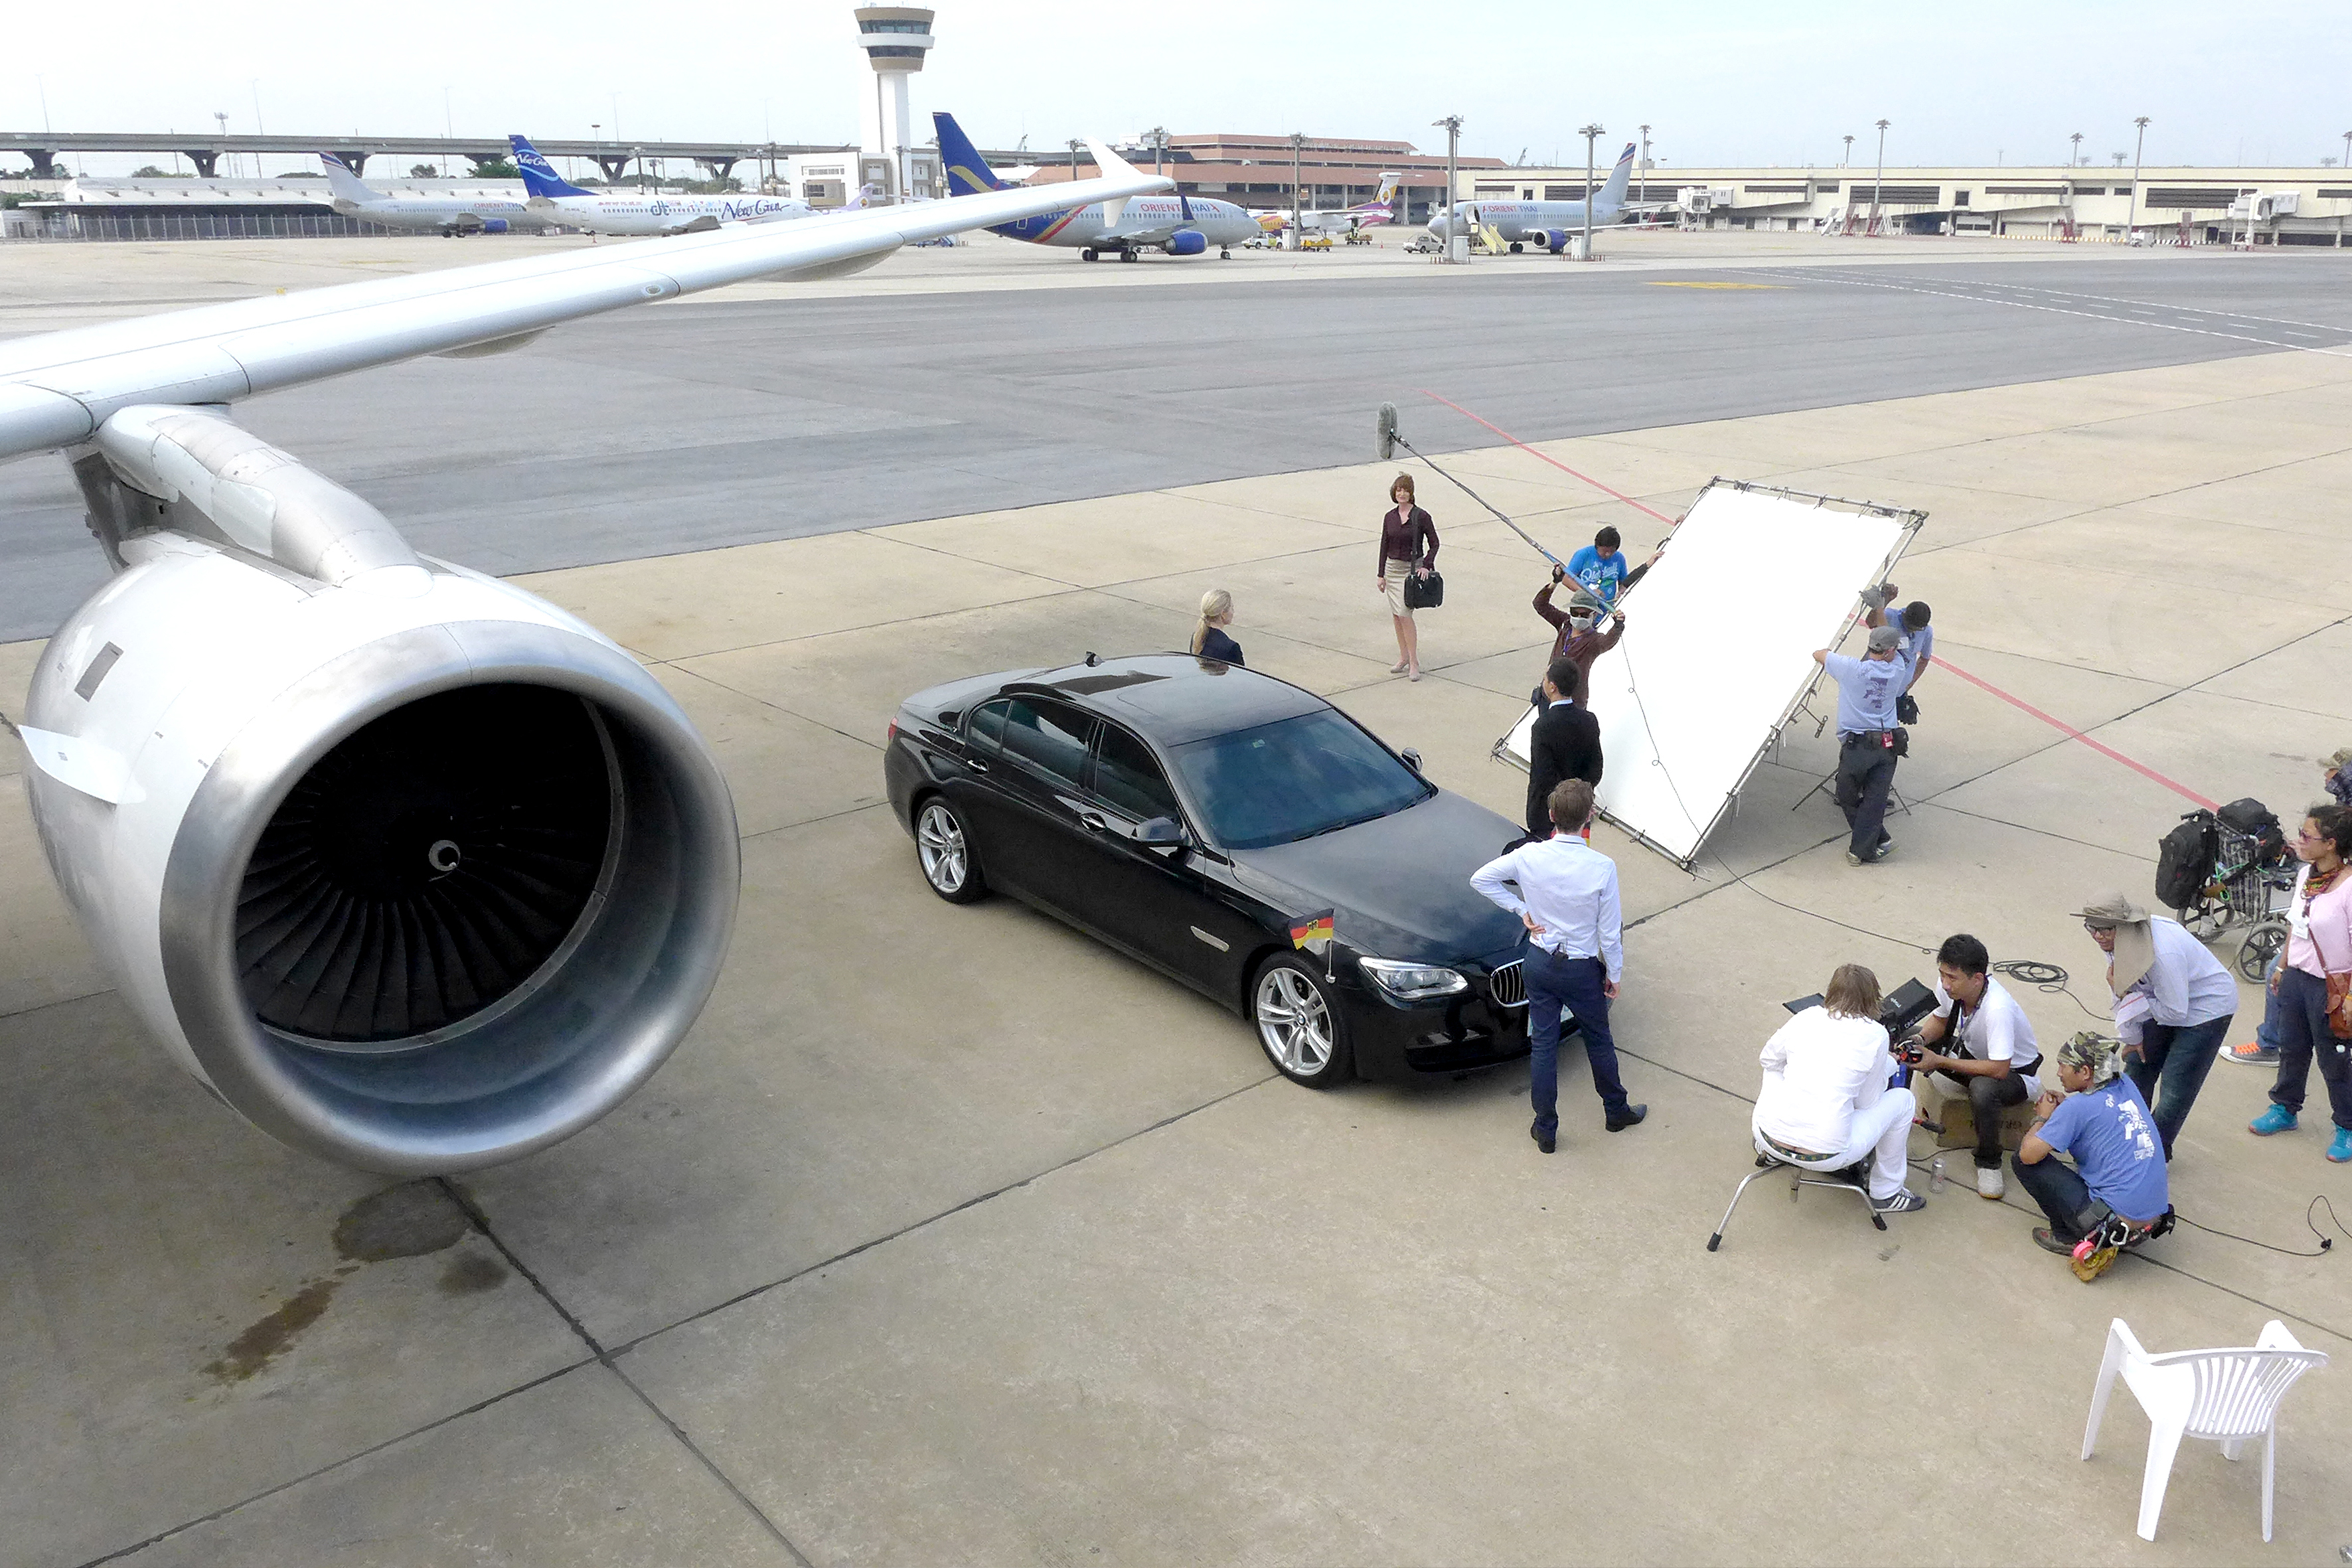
[{"left": 0, "top": 137, "right": 1168, "bottom": 465}]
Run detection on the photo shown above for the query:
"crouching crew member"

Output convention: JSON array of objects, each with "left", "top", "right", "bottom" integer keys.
[
  {"left": 2014, "top": 1033, "right": 2170, "bottom": 1281},
  {"left": 1470, "top": 779, "right": 1645, "bottom": 1153},
  {"left": 2075, "top": 892, "right": 2234, "bottom": 1160},
  {"left": 1912, "top": 933, "right": 2043, "bottom": 1200},
  {"left": 1811, "top": 625, "right": 1907, "bottom": 866},
  {"left": 1754, "top": 964, "right": 1924, "bottom": 1214}
]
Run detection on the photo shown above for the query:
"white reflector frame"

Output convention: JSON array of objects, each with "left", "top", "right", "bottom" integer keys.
[{"left": 1501, "top": 481, "right": 1921, "bottom": 867}]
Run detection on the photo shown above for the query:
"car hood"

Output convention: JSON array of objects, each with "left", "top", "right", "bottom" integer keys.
[{"left": 1230, "top": 789, "right": 1527, "bottom": 967}]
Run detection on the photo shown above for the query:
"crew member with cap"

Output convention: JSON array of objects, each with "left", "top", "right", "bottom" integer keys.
[
  {"left": 2013, "top": 1032, "right": 2170, "bottom": 1281},
  {"left": 1470, "top": 779, "right": 1646, "bottom": 1152},
  {"left": 2076, "top": 892, "right": 2236, "bottom": 1159},
  {"left": 1532, "top": 568, "right": 1625, "bottom": 706},
  {"left": 1810, "top": 625, "right": 1907, "bottom": 866}
]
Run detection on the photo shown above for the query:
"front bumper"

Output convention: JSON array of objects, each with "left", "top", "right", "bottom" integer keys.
[{"left": 1338, "top": 959, "right": 1539, "bottom": 1081}]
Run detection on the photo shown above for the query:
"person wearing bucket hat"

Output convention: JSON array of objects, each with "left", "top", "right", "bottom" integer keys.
[
  {"left": 1531, "top": 570, "right": 1624, "bottom": 707},
  {"left": 2013, "top": 1031, "right": 2171, "bottom": 1280},
  {"left": 2075, "top": 891, "right": 2236, "bottom": 1159}
]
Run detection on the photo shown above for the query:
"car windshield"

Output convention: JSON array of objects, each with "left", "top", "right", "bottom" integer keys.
[{"left": 1170, "top": 709, "right": 1432, "bottom": 850}]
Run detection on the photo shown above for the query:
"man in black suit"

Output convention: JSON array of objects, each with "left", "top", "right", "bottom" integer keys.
[{"left": 1524, "top": 656, "right": 1603, "bottom": 842}]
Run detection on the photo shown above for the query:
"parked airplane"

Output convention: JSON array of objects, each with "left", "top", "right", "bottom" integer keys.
[
  {"left": 0, "top": 141, "right": 1168, "bottom": 1176},
  {"left": 319, "top": 153, "right": 547, "bottom": 236},
  {"left": 1428, "top": 143, "right": 1636, "bottom": 253},
  {"left": 1273, "top": 175, "right": 1403, "bottom": 234},
  {"left": 935, "top": 112, "right": 1257, "bottom": 261},
  {"left": 510, "top": 134, "right": 812, "bottom": 236}
]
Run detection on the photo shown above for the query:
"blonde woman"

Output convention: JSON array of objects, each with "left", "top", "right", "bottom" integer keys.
[
  {"left": 1377, "top": 473, "right": 1439, "bottom": 681},
  {"left": 1753, "top": 964, "right": 1924, "bottom": 1212},
  {"left": 1192, "top": 589, "right": 1243, "bottom": 666}
]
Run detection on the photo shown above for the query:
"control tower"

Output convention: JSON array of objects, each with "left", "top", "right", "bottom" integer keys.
[{"left": 854, "top": 5, "right": 935, "bottom": 200}]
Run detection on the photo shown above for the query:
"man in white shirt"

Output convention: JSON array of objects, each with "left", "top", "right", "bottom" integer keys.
[
  {"left": 1755, "top": 965, "right": 1924, "bottom": 1212},
  {"left": 2075, "top": 892, "right": 2237, "bottom": 1159},
  {"left": 1470, "top": 779, "right": 1645, "bottom": 1153},
  {"left": 1913, "top": 932, "right": 2044, "bottom": 1199}
]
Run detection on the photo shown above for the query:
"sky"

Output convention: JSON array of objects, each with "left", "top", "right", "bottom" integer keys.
[{"left": 7, "top": 0, "right": 2350, "bottom": 178}]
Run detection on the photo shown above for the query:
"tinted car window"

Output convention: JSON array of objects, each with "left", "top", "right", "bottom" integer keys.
[
  {"left": 1093, "top": 725, "right": 1180, "bottom": 823},
  {"left": 1170, "top": 708, "right": 1433, "bottom": 850},
  {"left": 1000, "top": 698, "right": 1092, "bottom": 787},
  {"left": 966, "top": 699, "right": 1008, "bottom": 753}
]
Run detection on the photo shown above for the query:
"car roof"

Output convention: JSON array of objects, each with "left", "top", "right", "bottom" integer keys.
[{"left": 1005, "top": 654, "right": 1328, "bottom": 747}]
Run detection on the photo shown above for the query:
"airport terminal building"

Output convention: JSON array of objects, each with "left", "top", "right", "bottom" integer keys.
[{"left": 1465, "top": 162, "right": 2352, "bottom": 244}]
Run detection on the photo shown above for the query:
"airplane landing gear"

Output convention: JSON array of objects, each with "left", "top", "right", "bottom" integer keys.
[
  {"left": 1219, "top": 247, "right": 1231, "bottom": 258},
  {"left": 1119, "top": 248, "right": 1137, "bottom": 262},
  {"left": 1508, "top": 241, "right": 1524, "bottom": 254},
  {"left": 1081, "top": 248, "right": 1099, "bottom": 262}
]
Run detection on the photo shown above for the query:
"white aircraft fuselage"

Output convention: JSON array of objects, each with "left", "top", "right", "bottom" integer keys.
[{"left": 524, "top": 191, "right": 814, "bottom": 238}]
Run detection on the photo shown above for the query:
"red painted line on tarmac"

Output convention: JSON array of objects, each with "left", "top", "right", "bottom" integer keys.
[
  {"left": 1415, "top": 388, "right": 1676, "bottom": 524},
  {"left": 1417, "top": 390, "right": 2220, "bottom": 809}
]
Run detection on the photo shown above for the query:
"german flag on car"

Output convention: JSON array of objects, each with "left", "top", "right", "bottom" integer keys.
[{"left": 1289, "top": 909, "right": 1335, "bottom": 955}]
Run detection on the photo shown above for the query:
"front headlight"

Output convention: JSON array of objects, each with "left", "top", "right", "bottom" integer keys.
[{"left": 1358, "top": 957, "right": 1469, "bottom": 1000}]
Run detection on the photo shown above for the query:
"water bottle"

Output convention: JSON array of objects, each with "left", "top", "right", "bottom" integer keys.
[{"left": 1929, "top": 1156, "right": 1947, "bottom": 1194}]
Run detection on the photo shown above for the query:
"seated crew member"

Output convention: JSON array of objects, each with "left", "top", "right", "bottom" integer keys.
[
  {"left": 1523, "top": 656, "right": 1603, "bottom": 843},
  {"left": 2013, "top": 1032, "right": 2170, "bottom": 1280},
  {"left": 1810, "top": 625, "right": 1906, "bottom": 866},
  {"left": 1913, "top": 932, "right": 2044, "bottom": 1200},
  {"left": 1754, "top": 964, "right": 1925, "bottom": 1214},
  {"left": 2074, "top": 891, "right": 2235, "bottom": 1159},
  {"left": 1532, "top": 570, "right": 1625, "bottom": 706},
  {"left": 1565, "top": 526, "right": 1630, "bottom": 606}
]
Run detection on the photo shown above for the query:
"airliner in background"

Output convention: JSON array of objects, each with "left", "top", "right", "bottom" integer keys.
[
  {"left": 1428, "top": 143, "right": 1636, "bottom": 254},
  {"left": 1271, "top": 175, "right": 1404, "bottom": 235},
  {"left": 319, "top": 153, "right": 549, "bottom": 236},
  {"left": 510, "top": 134, "right": 813, "bottom": 236},
  {"left": 935, "top": 112, "right": 1258, "bottom": 261}
]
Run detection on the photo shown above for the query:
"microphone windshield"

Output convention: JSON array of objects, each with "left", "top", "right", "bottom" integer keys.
[{"left": 1375, "top": 402, "right": 1398, "bottom": 461}]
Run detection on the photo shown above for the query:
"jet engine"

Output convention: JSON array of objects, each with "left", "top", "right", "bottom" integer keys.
[
  {"left": 20, "top": 406, "right": 739, "bottom": 1174},
  {"left": 1167, "top": 230, "right": 1208, "bottom": 257},
  {"left": 1543, "top": 228, "right": 1569, "bottom": 254},
  {"left": 481, "top": 219, "right": 510, "bottom": 234}
]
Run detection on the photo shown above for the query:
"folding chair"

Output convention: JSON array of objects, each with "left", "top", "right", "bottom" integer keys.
[
  {"left": 2082, "top": 1317, "right": 2329, "bottom": 1542},
  {"left": 1707, "top": 1131, "right": 1887, "bottom": 1251}
]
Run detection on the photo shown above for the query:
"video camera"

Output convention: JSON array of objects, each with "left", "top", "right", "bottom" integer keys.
[{"left": 1783, "top": 977, "right": 1939, "bottom": 1059}]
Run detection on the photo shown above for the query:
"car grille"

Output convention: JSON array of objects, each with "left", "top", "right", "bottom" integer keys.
[{"left": 1488, "top": 960, "right": 1526, "bottom": 1008}]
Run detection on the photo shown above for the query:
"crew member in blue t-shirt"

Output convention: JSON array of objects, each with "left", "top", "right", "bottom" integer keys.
[
  {"left": 2013, "top": 1032, "right": 2171, "bottom": 1279},
  {"left": 1811, "top": 625, "right": 1907, "bottom": 866},
  {"left": 1565, "top": 527, "right": 1630, "bottom": 606}
]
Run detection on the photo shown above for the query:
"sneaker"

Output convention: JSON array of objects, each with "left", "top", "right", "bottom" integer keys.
[
  {"left": 1845, "top": 850, "right": 1861, "bottom": 866},
  {"left": 2031, "top": 1226, "right": 2075, "bottom": 1256},
  {"left": 2248, "top": 1104, "right": 2300, "bottom": 1137},
  {"left": 2329, "top": 1127, "right": 2352, "bottom": 1164},
  {"left": 1870, "top": 1188, "right": 1926, "bottom": 1214},
  {"left": 2225, "top": 1039, "right": 2281, "bottom": 1067},
  {"left": 1976, "top": 1166, "right": 2004, "bottom": 1200}
]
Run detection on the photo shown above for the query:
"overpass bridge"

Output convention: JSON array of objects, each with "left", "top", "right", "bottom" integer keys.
[{"left": 1, "top": 132, "right": 852, "bottom": 183}]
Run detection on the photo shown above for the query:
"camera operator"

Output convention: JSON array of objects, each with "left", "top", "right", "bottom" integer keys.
[
  {"left": 2013, "top": 1033, "right": 2169, "bottom": 1281},
  {"left": 1912, "top": 933, "right": 2044, "bottom": 1200},
  {"left": 1754, "top": 965, "right": 1925, "bottom": 1214}
]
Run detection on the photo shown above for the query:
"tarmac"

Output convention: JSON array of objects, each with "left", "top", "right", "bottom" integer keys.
[{"left": 3, "top": 230, "right": 2351, "bottom": 1565}]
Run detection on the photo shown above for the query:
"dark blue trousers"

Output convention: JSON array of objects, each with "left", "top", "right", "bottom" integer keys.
[
  {"left": 1526, "top": 945, "right": 1629, "bottom": 1138},
  {"left": 2124, "top": 1014, "right": 2232, "bottom": 1157},
  {"left": 2269, "top": 967, "right": 2352, "bottom": 1131}
]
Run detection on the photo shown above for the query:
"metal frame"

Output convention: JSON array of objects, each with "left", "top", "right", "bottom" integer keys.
[{"left": 1707, "top": 1146, "right": 1888, "bottom": 1251}]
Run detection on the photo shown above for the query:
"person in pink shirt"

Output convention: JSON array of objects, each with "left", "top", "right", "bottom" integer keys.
[{"left": 2247, "top": 805, "right": 2352, "bottom": 1163}]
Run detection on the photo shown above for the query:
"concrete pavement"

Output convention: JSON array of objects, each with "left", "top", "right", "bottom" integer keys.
[{"left": 3, "top": 319, "right": 2351, "bottom": 1562}]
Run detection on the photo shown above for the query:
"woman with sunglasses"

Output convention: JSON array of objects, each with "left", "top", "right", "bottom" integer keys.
[{"left": 2248, "top": 805, "right": 2352, "bottom": 1163}]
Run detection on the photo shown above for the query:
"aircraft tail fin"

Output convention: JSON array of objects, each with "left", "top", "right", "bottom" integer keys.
[
  {"left": 318, "top": 153, "right": 380, "bottom": 204},
  {"left": 932, "top": 112, "right": 1008, "bottom": 195},
  {"left": 1595, "top": 142, "right": 1636, "bottom": 214},
  {"left": 843, "top": 181, "right": 882, "bottom": 210},
  {"left": 509, "top": 134, "right": 591, "bottom": 198}
]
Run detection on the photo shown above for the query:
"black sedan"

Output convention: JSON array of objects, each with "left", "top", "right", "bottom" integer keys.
[{"left": 883, "top": 654, "right": 1535, "bottom": 1086}]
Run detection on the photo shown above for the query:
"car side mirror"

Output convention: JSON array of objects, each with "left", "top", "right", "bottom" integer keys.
[
  {"left": 1134, "top": 815, "right": 1189, "bottom": 854},
  {"left": 1401, "top": 748, "right": 1423, "bottom": 774}
]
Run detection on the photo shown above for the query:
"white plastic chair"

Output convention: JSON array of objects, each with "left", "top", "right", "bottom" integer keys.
[{"left": 2080, "top": 1317, "right": 2328, "bottom": 1542}]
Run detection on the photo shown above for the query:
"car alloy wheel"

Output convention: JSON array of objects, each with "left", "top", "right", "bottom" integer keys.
[
  {"left": 915, "top": 798, "right": 985, "bottom": 903},
  {"left": 1253, "top": 957, "right": 1350, "bottom": 1086}
]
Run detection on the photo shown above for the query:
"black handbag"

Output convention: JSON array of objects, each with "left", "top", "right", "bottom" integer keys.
[{"left": 1403, "top": 569, "right": 1445, "bottom": 609}]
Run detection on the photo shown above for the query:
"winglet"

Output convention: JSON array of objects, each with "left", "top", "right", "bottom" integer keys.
[{"left": 1086, "top": 138, "right": 1162, "bottom": 230}]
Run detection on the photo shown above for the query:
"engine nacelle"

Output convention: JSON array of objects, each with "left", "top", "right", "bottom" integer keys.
[
  {"left": 1167, "top": 230, "right": 1208, "bottom": 257},
  {"left": 481, "top": 219, "right": 510, "bottom": 234},
  {"left": 23, "top": 528, "right": 740, "bottom": 1174},
  {"left": 1543, "top": 229, "right": 1569, "bottom": 252}
]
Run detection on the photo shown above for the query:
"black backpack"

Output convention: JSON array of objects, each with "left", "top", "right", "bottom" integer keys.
[
  {"left": 2216, "top": 796, "right": 2288, "bottom": 866},
  {"left": 2154, "top": 811, "right": 2218, "bottom": 913}
]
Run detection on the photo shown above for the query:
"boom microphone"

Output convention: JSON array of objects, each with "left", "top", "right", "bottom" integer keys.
[
  {"left": 1372, "top": 400, "right": 1565, "bottom": 570},
  {"left": 1375, "top": 401, "right": 1399, "bottom": 461}
]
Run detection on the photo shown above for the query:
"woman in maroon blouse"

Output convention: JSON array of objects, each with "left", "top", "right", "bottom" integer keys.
[{"left": 1377, "top": 473, "right": 1439, "bottom": 680}]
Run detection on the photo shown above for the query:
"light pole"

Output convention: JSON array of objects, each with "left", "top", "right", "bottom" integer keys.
[
  {"left": 2069, "top": 130, "right": 2083, "bottom": 167},
  {"left": 2342, "top": 130, "right": 2350, "bottom": 171},
  {"left": 1145, "top": 125, "right": 1168, "bottom": 175},
  {"left": 2127, "top": 116, "right": 2150, "bottom": 240},
  {"left": 1433, "top": 114, "right": 1461, "bottom": 260},
  {"left": 1869, "top": 119, "right": 1888, "bottom": 235},
  {"left": 1067, "top": 137, "right": 1083, "bottom": 192},
  {"left": 1638, "top": 123, "right": 1650, "bottom": 207},
  {"left": 1842, "top": 133, "right": 1853, "bottom": 167},
  {"left": 1579, "top": 122, "right": 1603, "bottom": 259},
  {"left": 1291, "top": 131, "right": 1306, "bottom": 236}
]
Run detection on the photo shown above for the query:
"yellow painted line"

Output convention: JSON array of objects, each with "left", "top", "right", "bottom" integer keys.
[{"left": 1644, "top": 281, "right": 1787, "bottom": 289}]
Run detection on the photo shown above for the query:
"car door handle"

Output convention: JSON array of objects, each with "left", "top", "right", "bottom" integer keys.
[
  {"left": 1077, "top": 811, "right": 1108, "bottom": 833},
  {"left": 966, "top": 757, "right": 990, "bottom": 773}
]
